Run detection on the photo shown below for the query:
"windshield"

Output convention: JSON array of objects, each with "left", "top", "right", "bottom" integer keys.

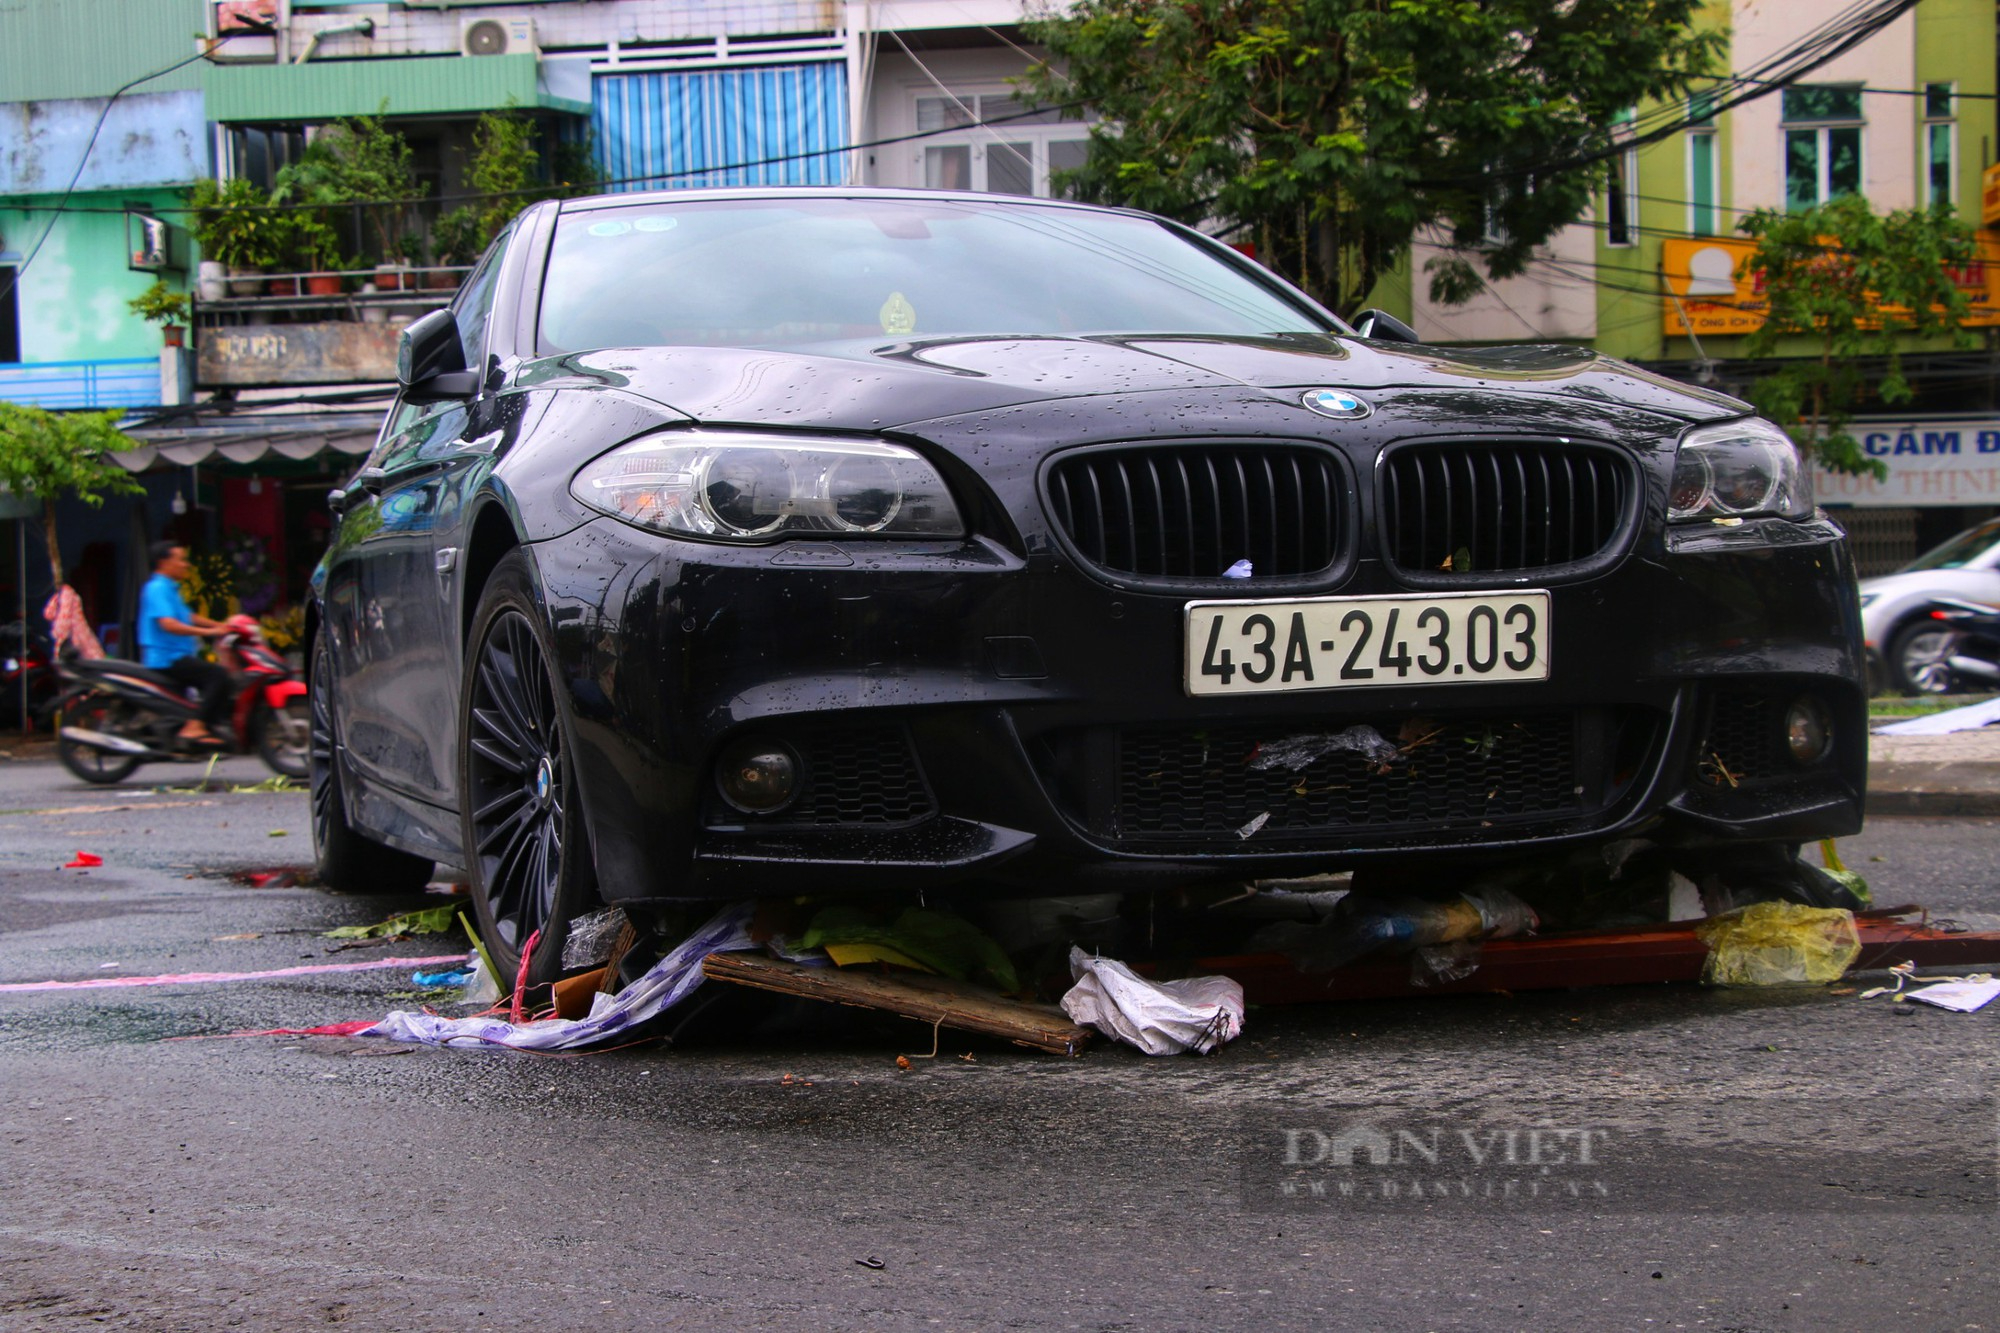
[
  {"left": 538, "top": 196, "right": 1330, "bottom": 352},
  {"left": 1902, "top": 518, "right": 2000, "bottom": 572}
]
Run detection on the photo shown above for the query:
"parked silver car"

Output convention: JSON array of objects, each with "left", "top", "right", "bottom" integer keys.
[{"left": 1859, "top": 517, "right": 2000, "bottom": 692}]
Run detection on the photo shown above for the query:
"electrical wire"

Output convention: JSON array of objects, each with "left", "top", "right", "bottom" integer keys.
[{"left": 0, "top": 43, "right": 239, "bottom": 302}]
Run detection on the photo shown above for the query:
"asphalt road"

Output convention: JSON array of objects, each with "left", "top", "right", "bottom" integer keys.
[{"left": 1, "top": 747, "right": 1996, "bottom": 1331}]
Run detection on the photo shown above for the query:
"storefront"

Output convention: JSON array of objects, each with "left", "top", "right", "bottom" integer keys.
[{"left": 1817, "top": 416, "right": 2000, "bottom": 576}]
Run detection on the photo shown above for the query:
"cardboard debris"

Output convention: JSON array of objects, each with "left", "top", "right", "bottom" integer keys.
[{"left": 701, "top": 951, "right": 1094, "bottom": 1057}]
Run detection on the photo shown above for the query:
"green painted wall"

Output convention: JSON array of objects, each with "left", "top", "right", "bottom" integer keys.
[
  {"left": 203, "top": 53, "right": 585, "bottom": 124},
  {"left": 0, "top": 187, "right": 188, "bottom": 363},
  {"left": 1913, "top": 0, "right": 1997, "bottom": 220},
  {"left": 0, "top": 0, "right": 209, "bottom": 103}
]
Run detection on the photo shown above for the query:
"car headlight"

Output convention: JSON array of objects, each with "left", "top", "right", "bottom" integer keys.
[
  {"left": 571, "top": 432, "right": 965, "bottom": 541},
  {"left": 1668, "top": 417, "right": 1813, "bottom": 522}
]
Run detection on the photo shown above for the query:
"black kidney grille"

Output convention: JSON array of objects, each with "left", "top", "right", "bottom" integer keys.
[
  {"left": 1114, "top": 715, "right": 1581, "bottom": 840},
  {"left": 1383, "top": 443, "right": 1631, "bottom": 575},
  {"left": 1047, "top": 445, "right": 1343, "bottom": 579}
]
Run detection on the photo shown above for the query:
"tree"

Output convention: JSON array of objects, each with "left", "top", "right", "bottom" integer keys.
[
  {"left": 0, "top": 404, "right": 144, "bottom": 587},
  {"left": 1738, "top": 196, "right": 1977, "bottom": 477},
  {"left": 1023, "top": 0, "right": 1721, "bottom": 313}
]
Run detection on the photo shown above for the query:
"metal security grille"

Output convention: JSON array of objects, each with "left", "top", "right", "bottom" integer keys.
[
  {"left": 1112, "top": 715, "right": 1582, "bottom": 841},
  {"left": 1046, "top": 444, "right": 1344, "bottom": 580},
  {"left": 1382, "top": 443, "right": 1632, "bottom": 576}
]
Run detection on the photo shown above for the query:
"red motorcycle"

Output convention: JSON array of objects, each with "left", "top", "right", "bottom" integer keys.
[{"left": 53, "top": 615, "right": 309, "bottom": 784}]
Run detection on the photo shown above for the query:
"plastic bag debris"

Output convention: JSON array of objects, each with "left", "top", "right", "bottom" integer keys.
[
  {"left": 1907, "top": 978, "right": 2000, "bottom": 1013},
  {"left": 410, "top": 965, "right": 474, "bottom": 988},
  {"left": 1060, "top": 946, "right": 1244, "bottom": 1055},
  {"left": 1248, "top": 726, "right": 1400, "bottom": 773},
  {"left": 364, "top": 905, "right": 753, "bottom": 1049},
  {"left": 1695, "top": 901, "right": 1861, "bottom": 986},
  {"left": 63, "top": 851, "right": 102, "bottom": 869},
  {"left": 1222, "top": 559, "right": 1253, "bottom": 579},
  {"left": 1262, "top": 887, "right": 1539, "bottom": 973},
  {"left": 561, "top": 906, "right": 630, "bottom": 971},
  {"left": 800, "top": 906, "right": 1020, "bottom": 993}
]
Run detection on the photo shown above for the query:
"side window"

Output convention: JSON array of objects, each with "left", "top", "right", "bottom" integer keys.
[{"left": 453, "top": 232, "right": 510, "bottom": 370}]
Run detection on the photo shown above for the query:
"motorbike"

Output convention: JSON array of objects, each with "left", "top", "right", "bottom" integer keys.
[
  {"left": 52, "top": 615, "right": 309, "bottom": 784},
  {"left": 1890, "top": 596, "right": 2000, "bottom": 695},
  {"left": 1, "top": 620, "right": 59, "bottom": 727}
]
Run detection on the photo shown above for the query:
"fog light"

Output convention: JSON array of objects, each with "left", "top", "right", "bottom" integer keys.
[
  {"left": 1784, "top": 696, "right": 1832, "bottom": 766},
  {"left": 716, "top": 739, "right": 798, "bottom": 813}
]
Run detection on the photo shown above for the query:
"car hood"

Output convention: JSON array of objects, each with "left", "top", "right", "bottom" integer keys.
[{"left": 515, "top": 333, "right": 1750, "bottom": 432}]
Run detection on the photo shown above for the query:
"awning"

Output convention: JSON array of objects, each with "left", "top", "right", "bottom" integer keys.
[{"left": 118, "top": 411, "right": 385, "bottom": 472}]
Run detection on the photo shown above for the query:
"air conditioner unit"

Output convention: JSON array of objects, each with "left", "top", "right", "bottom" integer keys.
[{"left": 461, "top": 16, "right": 536, "bottom": 58}]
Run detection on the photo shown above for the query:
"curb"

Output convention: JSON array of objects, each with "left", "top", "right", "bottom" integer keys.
[{"left": 1867, "top": 761, "right": 2000, "bottom": 818}]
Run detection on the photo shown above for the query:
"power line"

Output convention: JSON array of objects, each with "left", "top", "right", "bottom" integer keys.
[{"left": 0, "top": 42, "right": 238, "bottom": 302}]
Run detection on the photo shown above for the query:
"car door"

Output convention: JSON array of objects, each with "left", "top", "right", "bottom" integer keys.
[{"left": 328, "top": 237, "right": 512, "bottom": 803}]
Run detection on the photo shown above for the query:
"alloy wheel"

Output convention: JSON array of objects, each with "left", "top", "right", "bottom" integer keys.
[
  {"left": 465, "top": 609, "right": 566, "bottom": 951},
  {"left": 1898, "top": 626, "right": 1957, "bottom": 695}
]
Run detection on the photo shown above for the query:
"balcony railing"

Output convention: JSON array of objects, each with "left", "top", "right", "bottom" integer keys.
[
  {"left": 0, "top": 358, "right": 161, "bottom": 410},
  {"left": 193, "top": 266, "right": 468, "bottom": 387}
]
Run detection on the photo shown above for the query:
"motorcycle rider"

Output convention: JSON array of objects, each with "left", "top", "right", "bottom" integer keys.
[{"left": 137, "top": 541, "right": 231, "bottom": 747}]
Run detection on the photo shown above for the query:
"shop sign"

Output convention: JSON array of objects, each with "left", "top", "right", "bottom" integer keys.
[
  {"left": 1814, "top": 419, "right": 2000, "bottom": 508},
  {"left": 1661, "top": 235, "right": 2000, "bottom": 337},
  {"left": 1984, "top": 161, "right": 2000, "bottom": 228},
  {"left": 197, "top": 322, "right": 402, "bottom": 386}
]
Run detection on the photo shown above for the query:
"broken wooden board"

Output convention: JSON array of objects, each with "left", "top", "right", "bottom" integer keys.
[
  {"left": 702, "top": 951, "right": 1093, "bottom": 1057},
  {"left": 1191, "top": 907, "right": 2000, "bottom": 1005}
]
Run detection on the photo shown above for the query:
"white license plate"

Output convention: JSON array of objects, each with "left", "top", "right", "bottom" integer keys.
[{"left": 1184, "top": 591, "right": 1552, "bottom": 696}]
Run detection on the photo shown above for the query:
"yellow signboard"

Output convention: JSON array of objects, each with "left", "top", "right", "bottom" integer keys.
[
  {"left": 1984, "top": 160, "right": 2000, "bottom": 227},
  {"left": 1660, "top": 234, "right": 2000, "bottom": 337}
]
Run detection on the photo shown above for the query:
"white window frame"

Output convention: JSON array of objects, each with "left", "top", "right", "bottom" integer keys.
[
  {"left": 906, "top": 84, "right": 1095, "bottom": 198},
  {"left": 1923, "top": 82, "right": 1956, "bottom": 210},
  {"left": 1780, "top": 85, "right": 1865, "bottom": 211},
  {"left": 1686, "top": 92, "right": 1720, "bottom": 236}
]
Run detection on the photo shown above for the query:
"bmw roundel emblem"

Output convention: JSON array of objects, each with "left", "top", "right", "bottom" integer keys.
[{"left": 1302, "top": 388, "right": 1371, "bottom": 419}]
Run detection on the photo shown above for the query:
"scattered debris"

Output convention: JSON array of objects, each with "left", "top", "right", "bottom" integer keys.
[
  {"left": 561, "top": 906, "right": 631, "bottom": 971},
  {"left": 1874, "top": 695, "right": 2000, "bottom": 735},
  {"left": 703, "top": 951, "right": 1092, "bottom": 1057},
  {"left": 1248, "top": 726, "right": 1401, "bottom": 773},
  {"left": 0, "top": 953, "right": 465, "bottom": 993},
  {"left": 1222, "top": 559, "right": 1253, "bottom": 579},
  {"left": 800, "top": 906, "right": 1019, "bottom": 993},
  {"left": 1060, "top": 947, "right": 1244, "bottom": 1056},
  {"left": 364, "top": 907, "right": 754, "bottom": 1050},
  {"left": 1906, "top": 977, "right": 2000, "bottom": 1013},
  {"left": 62, "top": 851, "right": 102, "bottom": 868},
  {"left": 1236, "top": 811, "right": 1271, "bottom": 839},
  {"left": 411, "top": 965, "right": 475, "bottom": 989},
  {"left": 1696, "top": 902, "right": 1861, "bottom": 986},
  {"left": 856, "top": 1257, "right": 887, "bottom": 1270},
  {"left": 1256, "top": 887, "right": 1538, "bottom": 973},
  {"left": 322, "top": 906, "right": 460, "bottom": 940}
]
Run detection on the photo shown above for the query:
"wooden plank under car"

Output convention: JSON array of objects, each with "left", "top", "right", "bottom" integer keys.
[{"left": 701, "top": 951, "right": 1095, "bottom": 1057}]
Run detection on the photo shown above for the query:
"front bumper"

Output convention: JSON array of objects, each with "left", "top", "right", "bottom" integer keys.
[{"left": 536, "top": 510, "right": 1866, "bottom": 904}]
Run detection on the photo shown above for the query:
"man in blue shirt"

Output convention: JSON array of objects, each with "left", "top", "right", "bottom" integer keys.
[{"left": 137, "top": 541, "right": 231, "bottom": 746}]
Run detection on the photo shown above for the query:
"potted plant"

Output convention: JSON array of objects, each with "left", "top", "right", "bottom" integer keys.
[
  {"left": 276, "top": 110, "right": 426, "bottom": 288},
  {"left": 289, "top": 215, "right": 349, "bottom": 296},
  {"left": 127, "top": 280, "right": 191, "bottom": 347},
  {"left": 187, "top": 178, "right": 286, "bottom": 294}
]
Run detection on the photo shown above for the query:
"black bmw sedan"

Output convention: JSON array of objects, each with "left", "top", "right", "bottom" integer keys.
[{"left": 309, "top": 188, "right": 1865, "bottom": 984}]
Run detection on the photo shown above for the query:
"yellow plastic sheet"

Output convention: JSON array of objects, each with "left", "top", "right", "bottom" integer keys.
[{"left": 1695, "top": 901, "right": 1861, "bottom": 986}]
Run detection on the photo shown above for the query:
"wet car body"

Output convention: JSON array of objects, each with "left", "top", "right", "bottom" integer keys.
[{"left": 309, "top": 188, "right": 1865, "bottom": 976}]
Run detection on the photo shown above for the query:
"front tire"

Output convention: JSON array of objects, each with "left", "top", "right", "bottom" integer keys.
[
  {"left": 310, "top": 636, "right": 434, "bottom": 893},
  {"left": 256, "top": 696, "right": 311, "bottom": 779},
  {"left": 1888, "top": 618, "right": 1957, "bottom": 695},
  {"left": 460, "top": 551, "right": 600, "bottom": 990}
]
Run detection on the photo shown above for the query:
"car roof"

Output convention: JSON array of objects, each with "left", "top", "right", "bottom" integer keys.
[{"left": 555, "top": 186, "right": 1157, "bottom": 221}]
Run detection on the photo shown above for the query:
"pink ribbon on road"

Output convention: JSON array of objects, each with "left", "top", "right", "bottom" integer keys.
[{"left": 0, "top": 954, "right": 468, "bottom": 993}]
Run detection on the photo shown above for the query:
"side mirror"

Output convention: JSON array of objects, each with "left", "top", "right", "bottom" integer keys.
[
  {"left": 397, "top": 309, "right": 478, "bottom": 396},
  {"left": 1350, "top": 309, "right": 1421, "bottom": 344}
]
